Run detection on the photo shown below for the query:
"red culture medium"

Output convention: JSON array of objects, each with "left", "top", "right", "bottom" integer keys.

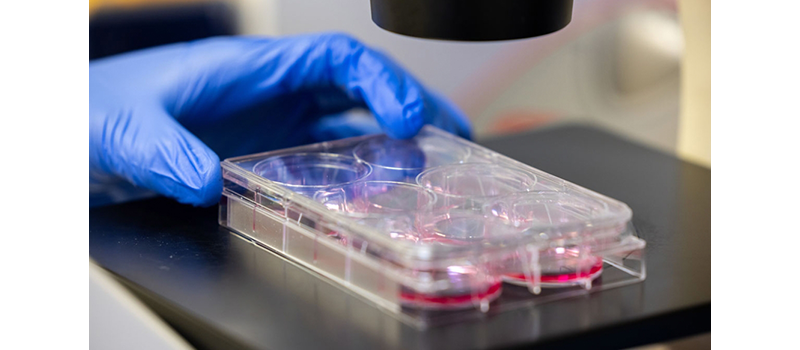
[
  {"left": 399, "top": 282, "right": 503, "bottom": 307},
  {"left": 504, "top": 257, "right": 604, "bottom": 284}
]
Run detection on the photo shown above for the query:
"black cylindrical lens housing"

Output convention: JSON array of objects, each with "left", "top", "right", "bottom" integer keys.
[{"left": 370, "top": 0, "right": 573, "bottom": 41}]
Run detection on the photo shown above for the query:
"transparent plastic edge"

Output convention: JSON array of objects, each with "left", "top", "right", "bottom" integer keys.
[
  {"left": 220, "top": 198, "right": 428, "bottom": 329},
  {"left": 419, "top": 126, "right": 634, "bottom": 222}
]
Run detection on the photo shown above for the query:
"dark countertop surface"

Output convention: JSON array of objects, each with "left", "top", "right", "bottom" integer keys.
[{"left": 90, "top": 125, "right": 711, "bottom": 350}]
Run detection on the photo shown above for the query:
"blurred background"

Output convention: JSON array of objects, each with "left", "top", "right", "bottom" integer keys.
[{"left": 89, "top": 0, "right": 709, "bottom": 167}]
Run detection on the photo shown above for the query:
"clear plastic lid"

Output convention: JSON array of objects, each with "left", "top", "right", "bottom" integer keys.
[{"left": 220, "top": 126, "right": 645, "bottom": 316}]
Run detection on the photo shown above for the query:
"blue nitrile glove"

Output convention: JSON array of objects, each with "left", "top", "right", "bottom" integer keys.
[{"left": 90, "top": 33, "right": 472, "bottom": 207}]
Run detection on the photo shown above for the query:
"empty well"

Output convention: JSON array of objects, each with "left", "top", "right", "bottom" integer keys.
[{"left": 253, "top": 153, "right": 372, "bottom": 196}]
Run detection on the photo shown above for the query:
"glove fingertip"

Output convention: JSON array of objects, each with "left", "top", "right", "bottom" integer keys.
[
  {"left": 148, "top": 128, "right": 223, "bottom": 208},
  {"left": 458, "top": 120, "right": 474, "bottom": 140},
  {"left": 182, "top": 150, "right": 223, "bottom": 207},
  {"left": 387, "top": 120, "right": 422, "bottom": 140},
  {"left": 383, "top": 101, "right": 425, "bottom": 140},
  {"left": 194, "top": 163, "right": 223, "bottom": 207}
]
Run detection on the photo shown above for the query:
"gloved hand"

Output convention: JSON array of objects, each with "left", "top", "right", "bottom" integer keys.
[{"left": 90, "top": 33, "right": 472, "bottom": 207}]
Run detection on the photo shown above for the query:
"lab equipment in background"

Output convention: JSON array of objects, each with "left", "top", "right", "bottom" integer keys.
[{"left": 219, "top": 125, "right": 645, "bottom": 327}]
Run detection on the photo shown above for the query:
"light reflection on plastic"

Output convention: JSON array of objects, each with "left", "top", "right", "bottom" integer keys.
[
  {"left": 446, "top": 265, "right": 476, "bottom": 276},
  {"left": 323, "top": 203, "right": 338, "bottom": 211}
]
